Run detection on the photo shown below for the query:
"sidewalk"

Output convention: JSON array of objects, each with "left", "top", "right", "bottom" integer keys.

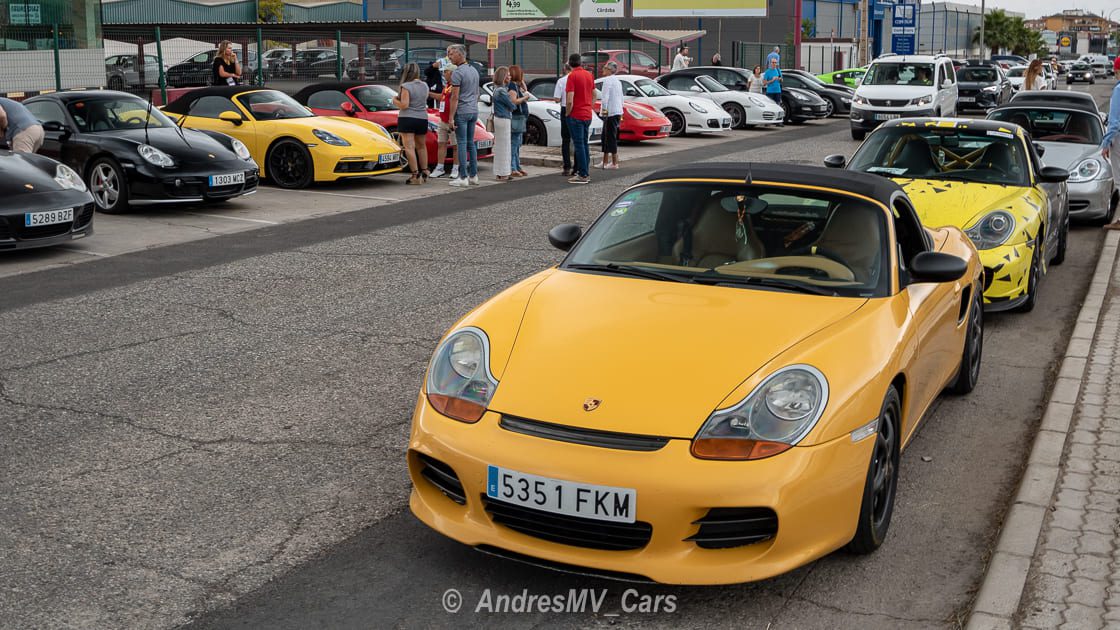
[{"left": 969, "top": 230, "right": 1120, "bottom": 629}]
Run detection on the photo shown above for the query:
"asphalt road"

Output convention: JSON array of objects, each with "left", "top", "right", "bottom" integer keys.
[{"left": 0, "top": 83, "right": 1113, "bottom": 630}]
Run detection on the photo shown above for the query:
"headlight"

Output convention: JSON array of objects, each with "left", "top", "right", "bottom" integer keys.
[
  {"left": 910, "top": 94, "right": 933, "bottom": 106},
  {"left": 625, "top": 106, "right": 649, "bottom": 120},
  {"left": 137, "top": 143, "right": 175, "bottom": 167},
  {"left": 692, "top": 366, "right": 828, "bottom": 460},
  {"left": 791, "top": 92, "right": 809, "bottom": 102},
  {"left": 853, "top": 94, "right": 869, "bottom": 106},
  {"left": 53, "top": 163, "right": 86, "bottom": 192},
  {"left": 965, "top": 210, "right": 1017, "bottom": 249},
  {"left": 546, "top": 108, "right": 562, "bottom": 120},
  {"left": 230, "top": 138, "right": 252, "bottom": 161},
  {"left": 748, "top": 95, "right": 768, "bottom": 107},
  {"left": 688, "top": 101, "right": 709, "bottom": 113},
  {"left": 1068, "top": 157, "right": 1103, "bottom": 183},
  {"left": 425, "top": 327, "right": 499, "bottom": 423},
  {"left": 841, "top": 97, "right": 852, "bottom": 103},
  {"left": 981, "top": 85, "right": 1000, "bottom": 93},
  {"left": 312, "top": 128, "right": 351, "bottom": 146}
]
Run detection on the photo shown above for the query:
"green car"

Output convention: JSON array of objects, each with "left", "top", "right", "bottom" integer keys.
[{"left": 817, "top": 67, "right": 867, "bottom": 88}]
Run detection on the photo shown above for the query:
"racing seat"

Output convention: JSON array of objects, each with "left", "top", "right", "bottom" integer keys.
[
  {"left": 86, "top": 104, "right": 113, "bottom": 132},
  {"left": 976, "top": 142, "right": 1017, "bottom": 172},
  {"left": 891, "top": 137, "right": 940, "bottom": 177},
  {"left": 808, "top": 204, "right": 882, "bottom": 284},
  {"left": 672, "top": 197, "right": 765, "bottom": 268},
  {"left": 1065, "top": 114, "right": 1094, "bottom": 143}
]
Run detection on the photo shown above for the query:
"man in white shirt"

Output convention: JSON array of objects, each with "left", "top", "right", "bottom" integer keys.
[
  {"left": 553, "top": 64, "right": 573, "bottom": 175},
  {"left": 672, "top": 46, "right": 691, "bottom": 71},
  {"left": 598, "top": 61, "right": 624, "bottom": 169}
]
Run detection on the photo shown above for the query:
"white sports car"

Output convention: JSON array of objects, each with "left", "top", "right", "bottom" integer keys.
[
  {"left": 657, "top": 73, "right": 783, "bottom": 129},
  {"left": 479, "top": 82, "right": 603, "bottom": 147},
  {"left": 596, "top": 74, "right": 733, "bottom": 137}
]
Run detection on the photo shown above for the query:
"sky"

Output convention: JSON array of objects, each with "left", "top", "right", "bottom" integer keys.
[{"left": 984, "top": 0, "right": 1118, "bottom": 21}]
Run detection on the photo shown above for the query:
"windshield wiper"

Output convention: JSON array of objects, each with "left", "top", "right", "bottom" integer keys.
[
  {"left": 692, "top": 273, "right": 838, "bottom": 296},
  {"left": 565, "top": 263, "right": 693, "bottom": 284}
]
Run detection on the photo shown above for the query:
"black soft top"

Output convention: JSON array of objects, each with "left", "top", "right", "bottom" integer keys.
[
  {"left": 290, "top": 81, "right": 390, "bottom": 104},
  {"left": 637, "top": 162, "right": 902, "bottom": 204},
  {"left": 997, "top": 97, "right": 1100, "bottom": 117},
  {"left": 163, "top": 86, "right": 276, "bottom": 114}
]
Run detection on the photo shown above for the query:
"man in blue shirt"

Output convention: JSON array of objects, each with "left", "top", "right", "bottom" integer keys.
[
  {"left": 766, "top": 46, "right": 781, "bottom": 68},
  {"left": 1103, "top": 64, "right": 1120, "bottom": 230},
  {"left": 0, "top": 97, "right": 44, "bottom": 153},
  {"left": 763, "top": 58, "right": 784, "bottom": 127}
]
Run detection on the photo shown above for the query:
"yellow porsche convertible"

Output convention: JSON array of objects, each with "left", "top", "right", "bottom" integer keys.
[
  {"left": 407, "top": 164, "right": 983, "bottom": 584},
  {"left": 833, "top": 118, "right": 1070, "bottom": 312},
  {"left": 162, "top": 86, "right": 402, "bottom": 188}
]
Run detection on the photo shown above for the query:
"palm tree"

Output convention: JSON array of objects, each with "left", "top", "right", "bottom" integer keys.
[
  {"left": 1009, "top": 19, "right": 1047, "bottom": 57},
  {"left": 972, "top": 9, "right": 1015, "bottom": 56}
]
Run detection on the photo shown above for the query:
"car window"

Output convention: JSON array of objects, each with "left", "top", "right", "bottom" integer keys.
[
  {"left": 105, "top": 55, "right": 119, "bottom": 65},
  {"left": 236, "top": 91, "right": 314, "bottom": 120},
  {"left": 988, "top": 108, "right": 1102, "bottom": 145},
  {"left": 25, "top": 99, "right": 66, "bottom": 124},
  {"left": 959, "top": 67, "right": 998, "bottom": 82},
  {"left": 716, "top": 69, "right": 746, "bottom": 87},
  {"left": 783, "top": 74, "right": 805, "bottom": 88},
  {"left": 351, "top": 85, "right": 398, "bottom": 111},
  {"left": 665, "top": 76, "right": 696, "bottom": 91},
  {"left": 307, "top": 90, "right": 349, "bottom": 111},
  {"left": 529, "top": 81, "right": 554, "bottom": 99},
  {"left": 696, "top": 75, "right": 728, "bottom": 92},
  {"left": 632, "top": 52, "right": 656, "bottom": 68},
  {"left": 65, "top": 97, "right": 176, "bottom": 132},
  {"left": 564, "top": 182, "right": 888, "bottom": 297},
  {"left": 634, "top": 79, "right": 672, "bottom": 97},
  {"left": 864, "top": 62, "right": 934, "bottom": 86},
  {"left": 192, "top": 52, "right": 210, "bottom": 64},
  {"left": 943, "top": 62, "right": 955, "bottom": 84},
  {"left": 892, "top": 198, "right": 929, "bottom": 281},
  {"left": 620, "top": 81, "right": 641, "bottom": 97},
  {"left": 189, "top": 95, "right": 241, "bottom": 119},
  {"left": 849, "top": 126, "right": 1030, "bottom": 187}
]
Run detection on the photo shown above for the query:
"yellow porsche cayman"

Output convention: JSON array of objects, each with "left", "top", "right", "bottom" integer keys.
[
  {"left": 162, "top": 86, "right": 402, "bottom": 188},
  {"left": 835, "top": 118, "right": 1070, "bottom": 312},
  {"left": 407, "top": 164, "right": 983, "bottom": 584}
]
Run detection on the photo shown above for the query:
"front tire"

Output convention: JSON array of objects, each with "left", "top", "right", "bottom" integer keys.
[
  {"left": 947, "top": 286, "right": 983, "bottom": 394},
  {"left": 107, "top": 75, "right": 124, "bottom": 91},
  {"left": 823, "top": 98, "right": 835, "bottom": 117},
  {"left": 847, "top": 386, "right": 901, "bottom": 554},
  {"left": 88, "top": 158, "right": 129, "bottom": 214},
  {"left": 266, "top": 138, "right": 314, "bottom": 189},
  {"left": 664, "top": 108, "right": 686, "bottom": 137},
  {"left": 1052, "top": 209, "right": 1069, "bottom": 266},
  {"left": 1016, "top": 239, "right": 1043, "bottom": 313},
  {"left": 525, "top": 116, "right": 546, "bottom": 146},
  {"left": 723, "top": 102, "right": 746, "bottom": 129}
]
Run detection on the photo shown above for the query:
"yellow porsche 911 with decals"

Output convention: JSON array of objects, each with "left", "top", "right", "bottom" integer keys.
[
  {"left": 162, "top": 86, "right": 402, "bottom": 188},
  {"left": 832, "top": 118, "right": 1070, "bottom": 312},
  {"left": 407, "top": 164, "right": 983, "bottom": 584}
]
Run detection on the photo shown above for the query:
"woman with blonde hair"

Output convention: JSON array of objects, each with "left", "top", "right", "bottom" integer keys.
[
  {"left": 392, "top": 62, "right": 431, "bottom": 184},
  {"left": 490, "top": 66, "right": 515, "bottom": 181},
  {"left": 212, "top": 40, "right": 241, "bottom": 86},
  {"left": 1024, "top": 59, "right": 1047, "bottom": 91},
  {"left": 507, "top": 64, "right": 531, "bottom": 177}
]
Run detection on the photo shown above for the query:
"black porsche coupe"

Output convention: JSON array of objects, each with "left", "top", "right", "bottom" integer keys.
[
  {"left": 22, "top": 91, "right": 259, "bottom": 213},
  {"left": 0, "top": 150, "right": 95, "bottom": 251}
]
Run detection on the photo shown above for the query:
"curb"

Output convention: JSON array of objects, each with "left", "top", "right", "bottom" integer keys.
[{"left": 966, "top": 230, "right": 1120, "bottom": 630}]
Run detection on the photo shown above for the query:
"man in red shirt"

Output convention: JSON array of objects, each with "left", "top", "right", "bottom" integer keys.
[{"left": 564, "top": 53, "right": 594, "bottom": 184}]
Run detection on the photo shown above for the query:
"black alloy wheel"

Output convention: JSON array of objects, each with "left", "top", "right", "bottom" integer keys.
[
  {"left": 664, "top": 109, "right": 686, "bottom": 136},
  {"left": 1052, "top": 206, "right": 1069, "bottom": 266},
  {"left": 847, "top": 386, "right": 901, "bottom": 554},
  {"left": 524, "top": 116, "right": 546, "bottom": 146},
  {"left": 266, "top": 138, "right": 314, "bottom": 189},
  {"left": 723, "top": 102, "right": 746, "bottom": 129},
  {"left": 1017, "top": 239, "right": 1043, "bottom": 313}
]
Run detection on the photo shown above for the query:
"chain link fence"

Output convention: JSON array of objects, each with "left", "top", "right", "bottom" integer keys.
[{"left": 732, "top": 42, "right": 794, "bottom": 71}]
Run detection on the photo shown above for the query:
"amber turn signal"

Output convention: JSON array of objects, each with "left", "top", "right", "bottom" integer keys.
[
  {"left": 691, "top": 438, "right": 792, "bottom": 460},
  {"left": 427, "top": 394, "right": 486, "bottom": 423}
]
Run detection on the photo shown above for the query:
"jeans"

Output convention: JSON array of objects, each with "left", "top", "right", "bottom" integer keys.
[
  {"left": 453, "top": 112, "right": 478, "bottom": 178},
  {"left": 560, "top": 106, "right": 571, "bottom": 170},
  {"left": 568, "top": 116, "right": 590, "bottom": 178},
  {"left": 510, "top": 131, "right": 523, "bottom": 172},
  {"left": 768, "top": 92, "right": 782, "bottom": 105}
]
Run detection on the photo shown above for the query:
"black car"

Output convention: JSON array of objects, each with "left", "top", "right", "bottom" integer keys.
[
  {"left": 780, "top": 69, "right": 855, "bottom": 116},
  {"left": 23, "top": 91, "right": 259, "bottom": 214},
  {"left": 665, "top": 66, "right": 830, "bottom": 123},
  {"left": 276, "top": 48, "right": 340, "bottom": 79},
  {"left": 0, "top": 150, "right": 95, "bottom": 250},
  {"left": 165, "top": 49, "right": 219, "bottom": 87},
  {"left": 955, "top": 61, "right": 1012, "bottom": 111},
  {"left": 1066, "top": 63, "right": 1096, "bottom": 85},
  {"left": 346, "top": 48, "right": 403, "bottom": 80}
]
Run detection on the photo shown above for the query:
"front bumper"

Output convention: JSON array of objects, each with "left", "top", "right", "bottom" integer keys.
[
  {"left": 124, "top": 161, "right": 260, "bottom": 204},
  {"left": 957, "top": 91, "right": 1001, "bottom": 110},
  {"left": 0, "top": 199, "right": 95, "bottom": 251},
  {"left": 407, "top": 398, "right": 872, "bottom": 585},
  {"left": 619, "top": 121, "right": 671, "bottom": 142},
  {"left": 326, "top": 155, "right": 403, "bottom": 180},
  {"left": 978, "top": 240, "right": 1035, "bottom": 311},
  {"left": 849, "top": 106, "right": 936, "bottom": 131},
  {"left": 1068, "top": 178, "right": 1114, "bottom": 221},
  {"left": 788, "top": 102, "right": 829, "bottom": 120},
  {"left": 685, "top": 112, "right": 733, "bottom": 133}
]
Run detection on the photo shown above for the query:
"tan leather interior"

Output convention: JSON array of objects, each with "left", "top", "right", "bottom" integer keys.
[
  {"left": 671, "top": 198, "right": 765, "bottom": 268},
  {"left": 810, "top": 205, "right": 881, "bottom": 284},
  {"left": 721, "top": 256, "right": 856, "bottom": 282}
]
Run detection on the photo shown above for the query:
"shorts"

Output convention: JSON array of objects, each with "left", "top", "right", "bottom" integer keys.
[
  {"left": 437, "top": 121, "right": 457, "bottom": 146},
  {"left": 398, "top": 116, "right": 429, "bottom": 135},
  {"left": 10, "top": 125, "right": 43, "bottom": 153}
]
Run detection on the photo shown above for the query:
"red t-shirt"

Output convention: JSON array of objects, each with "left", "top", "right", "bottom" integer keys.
[
  {"left": 565, "top": 67, "right": 594, "bottom": 121},
  {"left": 438, "top": 85, "right": 454, "bottom": 123}
]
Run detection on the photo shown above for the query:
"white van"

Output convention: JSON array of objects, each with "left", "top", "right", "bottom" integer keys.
[
  {"left": 1079, "top": 55, "right": 1111, "bottom": 77},
  {"left": 848, "top": 54, "right": 958, "bottom": 141}
]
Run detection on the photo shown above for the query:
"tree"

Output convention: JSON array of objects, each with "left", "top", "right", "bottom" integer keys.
[
  {"left": 802, "top": 19, "right": 815, "bottom": 40},
  {"left": 1009, "top": 19, "right": 1047, "bottom": 57},
  {"left": 258, "top": 0, "right": 283, "bottom": 23},
  {"left": 972, "top": 9, "right": 1015, "bottom": 56}
]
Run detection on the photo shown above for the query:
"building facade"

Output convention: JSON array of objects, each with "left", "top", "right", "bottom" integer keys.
[{"left": 1, "top": 0, "right": 105, "bottom": 92}]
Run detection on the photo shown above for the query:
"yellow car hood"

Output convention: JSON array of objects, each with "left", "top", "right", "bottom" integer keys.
[
  {"left": 488, "top": 270, "right": 867, "bottom": 439},
  {"left": 281, "top": 116, "right": 397, "bottom": 149},
  {"left": 893, "top": 178, "right": 1030, "bottom": 230}
]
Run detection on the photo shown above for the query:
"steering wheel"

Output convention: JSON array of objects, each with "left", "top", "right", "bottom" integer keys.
[
  {"left": 722, "top": 256, "right": 856, "bottom": 282},
  {"left": 122, "top": 116, "right": 146, "bottom": 126}
]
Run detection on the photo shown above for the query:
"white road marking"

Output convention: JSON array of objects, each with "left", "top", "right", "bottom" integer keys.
[
  {"left": 183, "top": 213, "right": 280, "bottom": 225},
  {"left": 289, "top": 189, "right": 402, "bottom": 202},
  {"left": 55, "top": 247, "right": 112, "bottom": 257}
]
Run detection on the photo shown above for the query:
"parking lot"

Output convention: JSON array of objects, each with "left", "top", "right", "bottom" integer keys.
[{"left": 1, "top": 81, "right": 1116, "bottom": 629}]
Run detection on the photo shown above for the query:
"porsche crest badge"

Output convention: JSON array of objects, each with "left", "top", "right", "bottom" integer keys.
[{"left": 582, "top": 398, "right": 601, "bottom": 412}]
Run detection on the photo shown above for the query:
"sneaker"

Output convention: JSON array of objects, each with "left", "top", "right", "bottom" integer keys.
[
  {"left": 568, "top": 175, "right": 590, "bottom": 184},
  {"left": 605, "top": 163, "right": 619, "bottom": 170},
  {"left": 430, "top": 165, "right": 446, "bottom": 178},
  {"left": 561, "top": 169, "right": 571, "bottom": 176},
  {"left": 468, "top": 175, "right": 480, "bottom": 186},
  {"left": 596, "top": 162, "right": 607, "bottom": 169},
  {"left": 450, "top": 177, "right": 469, "bottom": 188},
  {"left": 450, "top": 166, "right": 460, "bottom": 178}
]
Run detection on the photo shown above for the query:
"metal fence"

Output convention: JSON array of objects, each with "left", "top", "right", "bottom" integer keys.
[{"left": 732, "top": 42, "right": 794, "bottom": 71}]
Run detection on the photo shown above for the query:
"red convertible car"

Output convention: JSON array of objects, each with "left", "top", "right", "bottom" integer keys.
[
  {"left": 292, "top": 82, "right": 493, "bottom": 169},
  {"left": 596, "top": 99, "right": 671, "bottom": 142}
]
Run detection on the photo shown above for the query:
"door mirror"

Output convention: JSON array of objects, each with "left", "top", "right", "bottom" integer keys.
[
  {"left": 1038, "top": 165, "right": 1069, "bottom": 183},
  {"left": 823, "top": 154, "right": 846, "bottom": 168},
  {"left": 479, "top": 93, "right": 491, "bottom": 106},
  {"left": 218, "top": 111, "right": 243, "bottom": 125},
  {"left": 909, "top": 252, "right": 968, "bottom": 283},
  {"left": 1033, "top": 142, "right": 1046, "bottom": 158},
  {"left": 340, "top": 101, "right": 355, "bottom": 116},
  {"left": 42, "top": 120, "right": 71, "bottom": 139},
  {"left": 734, "top": 82, "right": 747, "bottom": 90},
  {"left": 548, "top": 223, "right": 583, "bottom": 251},
  {"left": 942, "top": 80, "right": 953, "bottom": 89}
]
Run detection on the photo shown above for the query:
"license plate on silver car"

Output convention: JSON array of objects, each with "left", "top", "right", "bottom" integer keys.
[
  {"left": 959, "top": 97, "right": 975, "bottom": 103},
  {"left": 25, "top": 208, "right": 73, "bottom": 227},
  {"left": 209, "top": 172, "right": 244, "bottom": 186},
  {"left": 486, "top": 465, "right": 636, "bottom": 523},
  {"left": 874, "top": 113, "right": 901, "bottom": 121}
]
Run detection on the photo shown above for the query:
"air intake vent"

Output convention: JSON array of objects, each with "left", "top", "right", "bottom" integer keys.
[
  {"left": 417, "top": 453, "right": 466, "bottom": 505},
  {"left": 483, "top": 496, "right": 653, "bottom": 551},
  {"left": 685, "top": 507, "right": 778, "bottom": 549}
]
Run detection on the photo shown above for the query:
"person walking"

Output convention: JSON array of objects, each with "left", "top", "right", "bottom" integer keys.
[
  {"left": 392, "top": 62, "right": 431, "bottom": 185},
  {"left": 766, "top": 46, "right": 781, "bottom": 68},
  {"left": 1101, "top": 63, "right": 1120, "bottom": 230},
  {"left": 672, "top": 46, "right": 692, "bottom": 71},
  {"left": 212, "top": 41, "right": 242, "bottom": 86},
  {"left": 491, "top": 66, "right": 514, "bottom": 182},
  {"left": 711, "top": 52, "right": 723, "bottom": 66},
  {"left": 0, "top": 97, "right": 43, "bottom": 153},
  {"left": 429, "top": 62, "right": 458, "bottom": 179},
  {"left": 507, "top": 65, "right": 530, "bottom": 178},
  {"left": 748, "top": 65, "right": 765, "bottom": 93},
  {"left": 565, "top": 53, "right": 594, "bottom": 185},
  {"left": 1024, "top": 59, "right": 1047, "bottom": 91},
  {"left": 597, "top": 61, "right": 623, "bottom": 170},
  {"left": 554, "top": 64, "right": 573, "bottom": 176},
  {"left": 445, "top": 44, "right": 480, "bottom": 187}
]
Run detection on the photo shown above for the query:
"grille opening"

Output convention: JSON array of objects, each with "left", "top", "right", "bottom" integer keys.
[
  {"left": 482, "top": 495, "right": 652, "bottom": 551},
  {"left": 1069, "top": 200, "right": 1091, "bottom": 211},
  {"left": 417, "top": 453, "right": 466, "bottom": 505},
  {"left": 499, "top": 415, "right": 669, "bottom": 452},
  {"left": 685, "top": 507, "right": 778, "bottom": 549}
]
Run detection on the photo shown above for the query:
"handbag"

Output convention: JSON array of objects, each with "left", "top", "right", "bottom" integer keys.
[{"left": 511, "top": 114, "right": 527, "bottom": 134}]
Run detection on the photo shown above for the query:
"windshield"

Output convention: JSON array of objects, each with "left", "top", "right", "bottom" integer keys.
[
  {"left": 66, "top": 97, "right": 177, "bottom": 132},
  {"left": 697, "top": 75, "right": 728, "bottom": 92},
  {"left": 634, "top": 78, "right": 672, "bottom": 97},
  {"left": 1072, "top": 64, "right": 1091, "bottom": 71},
  {"left": 797, "top": 72, "right": 827, "bottom": 86},
  {"left": 1007, "top": 67, "right": 1026, "bottom": 77},
  {"left": 236, "top": 91, "right": 314, "bottom": 120},
  {"left": 989, "top": 108, "right": 1103, "bottom": 145},
  {"left": 352, "top": 85, "right": 398, "bottom": 111},
  {"left": 959, "top": 67, "right": 998, "bottom": 82},
  {"left": 563, "top": 182, "right": 887, "bottom": 297},
  {"left": 850, "top": 127, "right": 1030, "bottom": 187},
  {"left": 863, "top": 62, "right": 935, "bottom": 86}
]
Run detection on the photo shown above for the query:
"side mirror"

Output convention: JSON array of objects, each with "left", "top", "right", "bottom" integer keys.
[
  {"left": 479, "top": 94, "right": 491, "bottom": 105},
  {"left": 735, "top": 82, "right": 747, "bottom": 90},
  {"left": 548, "top": 223, "right": 583, "bottom": 251},
  {"left": 1039, "top": 165, "right": 1069, "bottom": 183},
  {"left": 688, "top": 85, "right": 702, "bottom": 92},
  {"left": 1033, "top": 142, "right": 1046, "bottom": 158},
  {"left": 218, "top": 111, "right": 243, "bottom": 125},
  {"left": 648, "top": 63, "right": 657, "bottom": 69},
  {"left": 341, "top": 101, "right": 355, "bottom": 116},
  {"left": 909, "top": 251, "right": 968, "bottom": 283},
  {"left": 823, "top": 154, "right": 846, "bottom": 168},
  {"left": 942, "top": 80, "right": 952, "bottom": 89},
  {"left": 42, "top": 120, "right": 71, "bottom": 139}
]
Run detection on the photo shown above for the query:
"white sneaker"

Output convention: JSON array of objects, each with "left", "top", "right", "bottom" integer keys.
[
  {"left": 430, "top": 165, "right": 446, "bottom": 178},
  {"left": 468, "top": 176, "right": 480, "bottom": 186},
  {"left": 450, "top": 177, "right": 469, "bottom": 187},
  {"left": 450, "top": 166, "right": 459, "bottom": 178}
]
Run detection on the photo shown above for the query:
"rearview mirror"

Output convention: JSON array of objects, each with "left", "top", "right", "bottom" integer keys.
[
  {"left": 823, "top": 154, "right": 846, "bottom": 169},
  {"left": 548, "top": 224, "right": 583, "bottom": 251},
  {"left": 218, "top": 111, "right": 243, "bottom": 125},
  {"left": 1038, "top": 165, "right": 1069, "bottom": 183},
  {"left": 909, "top": 252, "right": 967, "bottom": 283}
]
